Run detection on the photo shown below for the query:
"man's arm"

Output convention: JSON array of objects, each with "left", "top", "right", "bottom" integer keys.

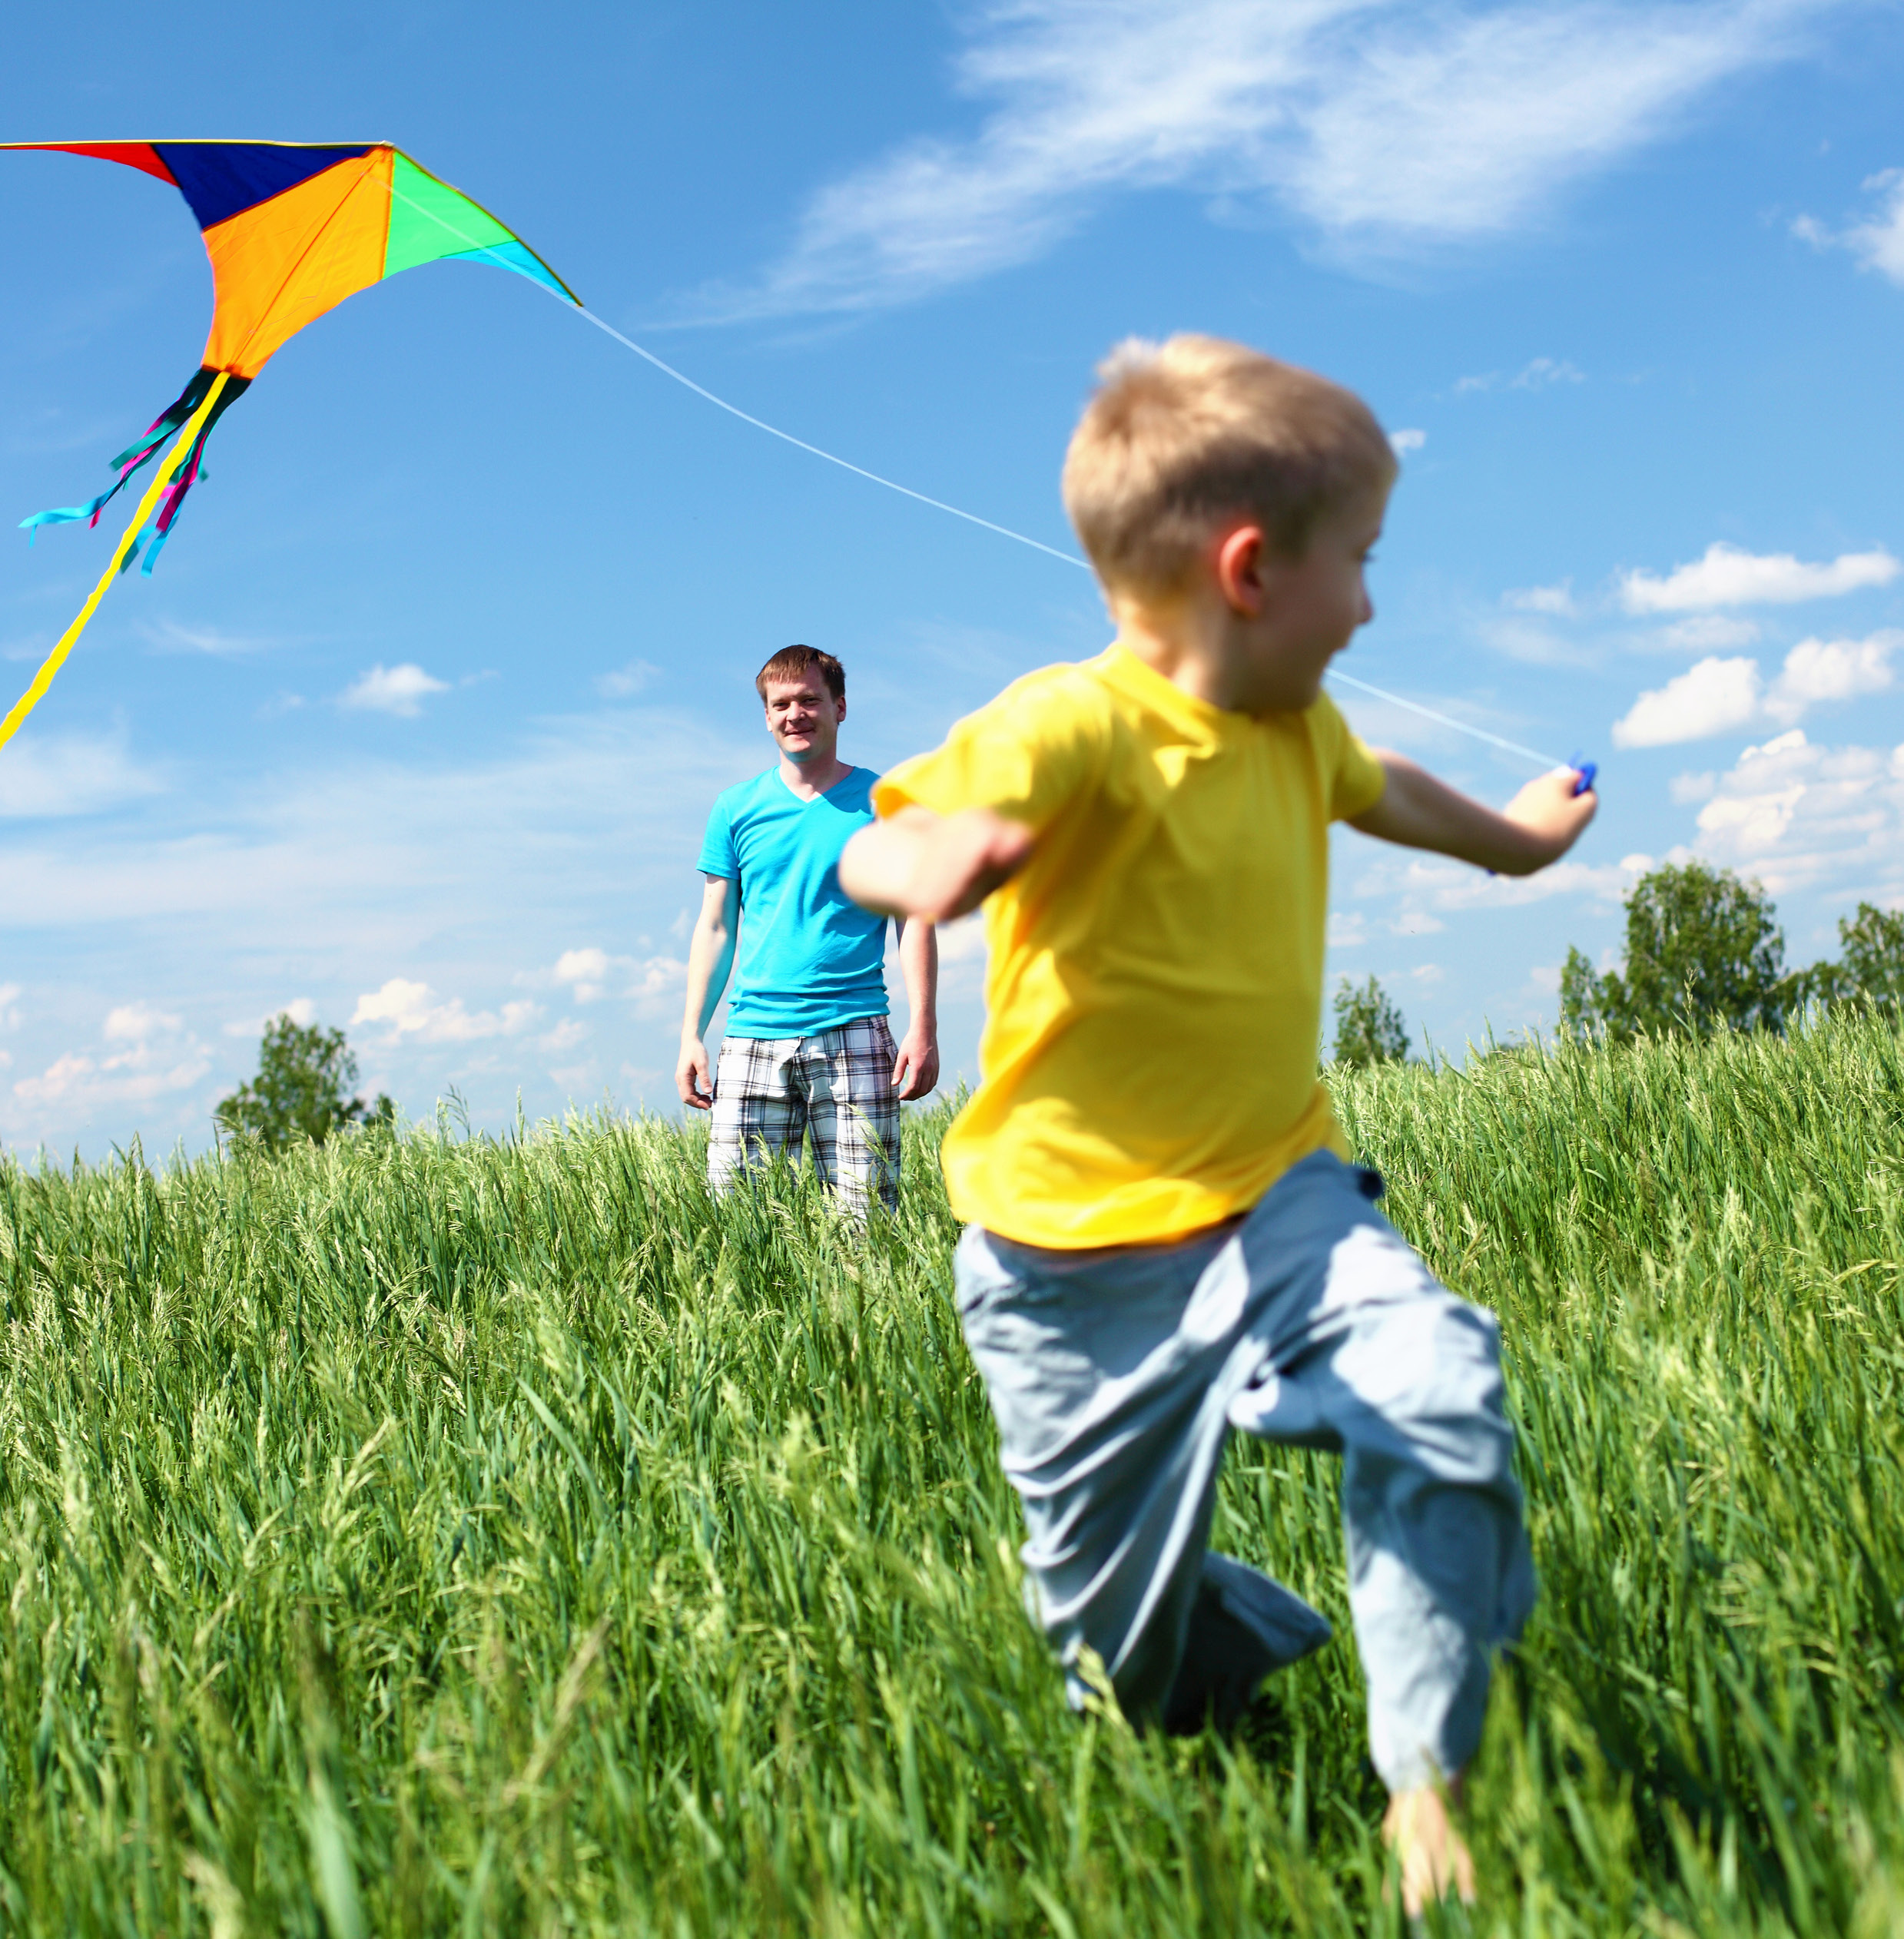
[
  {"left": 840, "top": 806, "right": 1037, "bottom": 922},
  {"left": 1348, "top": 754, "right": 1596, "bottom": 875},
  {"left": 891, "top": 918, "right": 940, "bottom": 1100},
  {"left": 675, "top": 873, "right": 738, "bottom": 1109}
]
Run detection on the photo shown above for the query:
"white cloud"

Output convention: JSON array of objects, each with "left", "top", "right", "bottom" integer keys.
[
  {"left": 1613, "top": 655, "right": 1763, "bottom": 747},
  {"left": 13, "top": 1001, "right": 209, "bottom": 1112},
  {"left": 1670, "top": 771, "right": 1717, "bottom": 804},
  {"left": 539, "top": 1018, "right": 589, "bottom": 1053},
  {"left": 1612, "top": 633, "right": 1902, "bottom": 746},
  {"left": 0, "top": 731, "right": 165, "bottom": 820},
  {"left": 1688, "top": 729, "right": 1904, "bottom": 894},
  {"left": 1388, "top": 428, "right": 1427, "bottom": 456},
  {"left": 221, "top": 997, "right": 317, "bottom": 1038},
  {"left": 351, "top": 979, "right": 539, "bottom": 1044},
  {"left": 1504, "top": 581, "right": 1577, "bottom": 616},
  {"left": 1793, "top": 167, "right": 1904, "bottom": 283},
  {"left": 1657, "top": 613, "right": 1760, "bottom": 650},
  {"left": 0, "top": 984, "right": 19, "bottom": 1029},
  {"left": 596, "top": 659, "right": 661, "bottom": 699},
  {"left": 553, "top": 947, "right": 611, "bottom": 1000},
  {"left": 340, "top": 663, "right": 451, "bottom": 717},
  {"left": 689, "top": 0, "right": 1836, "bottom": 317},
  {"left": 1620, "top": 541, "right": 1899, "bottom": 613},
  {"left": 104, "top": 1001, "right": 183, "bottom": 1042},
  {"left": 1764, "top": 631, "right": 1900, "bottom": 725},
  {"left": 1844, "top": 168, "right": 1904, "bottom": 282},
  {"left": 1350, "top": 850, "right": 1648, "bottom": 922},
  {"left": 625, "top": 956, "right": 688, "bottom": 1016}
]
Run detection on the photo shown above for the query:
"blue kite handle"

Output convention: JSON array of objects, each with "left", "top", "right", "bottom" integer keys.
[{"left": 1569, "top": 755, "right": 1597, "bottom": 798}]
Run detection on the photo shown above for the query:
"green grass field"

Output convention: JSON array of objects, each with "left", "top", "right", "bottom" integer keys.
[{"left": 3, "top": 1016, "right": 1903, "bottom": 1935}]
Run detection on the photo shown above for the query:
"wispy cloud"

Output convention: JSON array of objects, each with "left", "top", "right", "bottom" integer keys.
[
  {"left": 596, "top": 659, "right": 661, "bottom": 699},
  {"left": 1620, "top": 541, "right": 1900, "bottom": 612},
  {"left": 682, "top": 0, "right": 1830, "bottom": 319},
  {"left": 1388, "top": 427, "right": 1427, "bottom": 456},
  {"left": 141, "top": 619, "right": 284, "bottom": 658},
  {"left": 340, "top": 663, "right": 451, "bottom": 717},
  {"left": 1657, "top": 613, "right": 1760, "bottom": 649},
  {"left": 1455, "top": 357, "right": 1586, "bottom": 395},
  {"left": 0, "top": 731, "right": 166, "bottom": 820},
  {"left": 1503, "top": 581, "right": 1577, "bottom": 616}
]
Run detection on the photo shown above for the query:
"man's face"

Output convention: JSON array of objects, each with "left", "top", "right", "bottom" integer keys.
[{"left": 762, "top": 675, "right": 844, "bottom": 765}]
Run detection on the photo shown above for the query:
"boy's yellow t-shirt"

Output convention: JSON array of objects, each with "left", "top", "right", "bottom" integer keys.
[{"left": 874, "top": 642, "right": 1388, "bottom": 1249}]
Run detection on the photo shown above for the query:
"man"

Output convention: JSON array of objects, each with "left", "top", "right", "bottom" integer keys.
[{"left": 677, "top": 645, "right": 939, "bottom": 1215}]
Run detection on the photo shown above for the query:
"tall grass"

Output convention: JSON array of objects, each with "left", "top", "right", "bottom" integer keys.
[{"left": 1, "top": 1016, "right": 1902, "bottom": 1934}]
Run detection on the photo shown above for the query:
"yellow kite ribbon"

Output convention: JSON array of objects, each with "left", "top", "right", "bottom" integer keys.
[{"left": 0, "top": 371, "right": 229, "bottom": 754}]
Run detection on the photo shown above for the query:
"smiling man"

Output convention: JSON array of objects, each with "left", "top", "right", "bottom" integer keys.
[{"left": 676, "top": 645, "right": 939, "bottom": 1215}]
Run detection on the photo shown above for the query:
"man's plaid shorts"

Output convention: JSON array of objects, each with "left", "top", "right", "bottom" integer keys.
[{"left": 708, "top": 1016, "right": 901, "bottom": 1215}]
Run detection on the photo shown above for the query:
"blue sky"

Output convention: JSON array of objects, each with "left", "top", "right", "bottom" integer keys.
[{"left": 5, "top": 0, "right": 1904, "bottom": 1156}]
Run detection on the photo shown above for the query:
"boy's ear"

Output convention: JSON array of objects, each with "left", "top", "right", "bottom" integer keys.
[{"left": 1214, "top": 524, "right": 1269, "bottom": 617}]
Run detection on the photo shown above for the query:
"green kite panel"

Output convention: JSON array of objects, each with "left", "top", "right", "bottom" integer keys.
[{"left": 383, "top": 153, "right": 516, "bottom": 277}]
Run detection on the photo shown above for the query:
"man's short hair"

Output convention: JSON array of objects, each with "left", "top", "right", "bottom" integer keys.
[
  {"left": 756, "top": 645, "right": 845, "bottom": 703},
  {"left": 1061, "top": 335, "right": 1397, "bottom": 599}
]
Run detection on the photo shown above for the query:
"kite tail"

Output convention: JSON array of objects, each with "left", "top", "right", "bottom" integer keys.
[
  {"left": 0, "top": 372, "right": 230, "bottom": 757},
  {"left": 19, "top": 366, "right": 250, "bottom": 572}
]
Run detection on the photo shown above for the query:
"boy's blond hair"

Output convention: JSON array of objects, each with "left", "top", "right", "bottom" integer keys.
[{"left": 1062, "top": 335, "right": 1396, "bottom": 598}]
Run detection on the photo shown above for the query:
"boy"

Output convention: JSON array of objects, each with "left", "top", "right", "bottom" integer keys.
[{"left": 839, "top": 336, "right": 1595, "bottom": 1911}]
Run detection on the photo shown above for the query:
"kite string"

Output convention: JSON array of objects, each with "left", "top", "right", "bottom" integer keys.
[
  {"left": 1325, "top": 670, "right": 1569, "bottom": 770},
  {"left": 0, "top": 373, "right": 229, "bottom": 754},
  {"left": 380, "top": 169, "right": 1580, "bottom": 776}
]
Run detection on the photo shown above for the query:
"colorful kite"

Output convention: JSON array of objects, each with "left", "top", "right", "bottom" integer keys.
[{"left": 1, "top": 140, "right": 576, "bottom": 751}]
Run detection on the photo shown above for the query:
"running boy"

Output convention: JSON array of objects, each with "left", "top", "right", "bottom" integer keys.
[{"left": 839, "top": 336, "right": 1596, "bottom": 1911}]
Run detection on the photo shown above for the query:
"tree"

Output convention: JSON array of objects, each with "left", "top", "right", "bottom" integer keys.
[
  {"left": 215, "top": 1014, "right": 395, "bottom": 1151},
  {"left": 1332, "top": 974, "right": 1411, "bottom": 1067},
  {"left": 1561, "top": 860, "right": 1787, "bottom": 1041},
  {"left": 1806, "top": 901, "right": 1904, "bottom": 1013}
]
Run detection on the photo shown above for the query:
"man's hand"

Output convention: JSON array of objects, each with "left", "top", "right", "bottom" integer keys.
[
  {"left": 841, "top": 807, "right": 1036, "bottom": 921},
  {"left": 1349, "top": 754, "right": 1596, "bottom": 877},
  {"left": 891, "top": 1026, "right": 940, "bottom": 1101},
  {"left": 676, "top": 1036, "right": 715, "bottom": 1111}
]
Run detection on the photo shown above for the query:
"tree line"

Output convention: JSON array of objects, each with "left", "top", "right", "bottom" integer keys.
[{"left": 1334, "top": 860, "right": 1904, "bottom": 1067}]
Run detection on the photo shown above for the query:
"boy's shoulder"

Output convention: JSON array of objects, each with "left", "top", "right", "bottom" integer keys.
[{"left": 970, "top": 651, "right": 1125, "bottom": 737}]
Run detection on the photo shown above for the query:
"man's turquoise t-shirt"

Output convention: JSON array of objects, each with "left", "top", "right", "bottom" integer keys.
[{"left": 697, "top": 766, "right": 890, "bottom": 1038}]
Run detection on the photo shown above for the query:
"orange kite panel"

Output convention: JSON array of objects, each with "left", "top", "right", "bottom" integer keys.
[{"left": 201, "top": 149, "right": 393, "bottom": 376}]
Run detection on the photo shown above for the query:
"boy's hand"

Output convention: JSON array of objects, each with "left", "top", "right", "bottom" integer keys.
[
  {"left": 1350, "top": 753, "right": 1597, "bottom": 877},
  {"left": 1500, "top": 767, "right": 1598, "bottom": 864},
  {"left": 841, "top": 807, "right": 1036, "bottom": 922}
]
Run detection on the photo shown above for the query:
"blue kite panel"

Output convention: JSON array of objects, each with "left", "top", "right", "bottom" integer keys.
[
  {"left": 154, "top": 142, "right": 376, "bottom": 230},
  {"left": 443, "top": 239, "right": 572, "bottom": 300}
]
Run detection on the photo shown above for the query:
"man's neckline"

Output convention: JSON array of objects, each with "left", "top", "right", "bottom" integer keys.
[{"left": 775, "top": 761, "right": 857, "bottom": 804}]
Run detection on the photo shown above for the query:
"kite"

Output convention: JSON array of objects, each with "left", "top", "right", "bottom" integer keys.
[
  {"left": 0, "top": 140, "right": 576, "bottom": 751},
  {"left": 2, "top": 141, "right": 1596, "bottom": 795}
]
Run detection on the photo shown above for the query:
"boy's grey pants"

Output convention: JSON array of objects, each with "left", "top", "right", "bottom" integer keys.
[{"left": 954, "top": 1150, "right": 1534, "bottom": 1789}]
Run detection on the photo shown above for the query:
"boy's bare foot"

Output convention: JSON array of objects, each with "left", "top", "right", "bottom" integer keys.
[{"left": 1382, "top": 1784, "right": 1474, "bottom": 1917}]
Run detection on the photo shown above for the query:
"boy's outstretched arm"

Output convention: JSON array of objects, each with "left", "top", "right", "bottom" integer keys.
[
  {"left": 1349, "top": 754, "right": 1597, "bottom": 876},
  {"left": 841, "top": 807, "right": 1036, "bottom": 922}
]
